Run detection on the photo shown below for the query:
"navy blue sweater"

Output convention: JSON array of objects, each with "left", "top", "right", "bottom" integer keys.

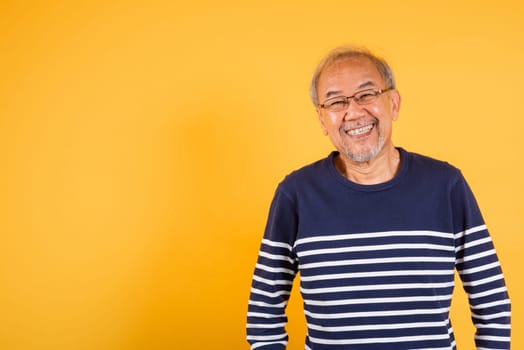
[{"left": 247, "top": 149, "right": 510, "bottom": 349}]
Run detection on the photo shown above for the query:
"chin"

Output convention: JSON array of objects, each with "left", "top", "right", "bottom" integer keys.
[
  {"left": 344, "top": 136, "right": 385, "bottom": 163},
  {"left": 347, "top": 151, "right": 376, "bottom": 163}
]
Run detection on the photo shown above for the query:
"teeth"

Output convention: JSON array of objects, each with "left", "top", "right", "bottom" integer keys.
[{"left": 347, "top": 124, "right": 373, "bottom": 136}]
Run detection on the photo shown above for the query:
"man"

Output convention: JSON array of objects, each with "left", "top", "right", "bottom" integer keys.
[{"left": 246, "top": 47, "right": 511, "bottom": 349}]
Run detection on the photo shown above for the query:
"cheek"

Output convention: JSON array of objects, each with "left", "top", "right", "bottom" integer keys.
[
  {"left": 366, "top": 104, "right": 382, "bottom": 115},
  {"left": 318, "top": 114, "right": 328, "bottom": 135},
  {"left": 322, "top": 114, "right": 340, "bottom": 132},
  {"left": 367, "top": 105, "right": 396, "bottom": 125}
]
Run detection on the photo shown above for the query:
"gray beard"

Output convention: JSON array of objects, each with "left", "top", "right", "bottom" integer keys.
[{"left": 344, "top": 134, "right": 385, "bottom": 163}]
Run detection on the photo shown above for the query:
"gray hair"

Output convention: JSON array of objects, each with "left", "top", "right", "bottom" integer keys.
[{"left": 309, "top": 46, "right": 396, "bottom": 106}]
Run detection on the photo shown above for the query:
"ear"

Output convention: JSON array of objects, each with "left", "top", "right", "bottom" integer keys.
[
  {"left": 317, "top": 107, "right": 328, "bottom": 135},
  {"left": 389, "top": 89, "right": 401, "bottom": 121}
]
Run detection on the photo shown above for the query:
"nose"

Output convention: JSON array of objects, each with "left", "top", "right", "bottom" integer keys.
[{"left": 343, "top": 100, "right": 367, "bottom": 121}]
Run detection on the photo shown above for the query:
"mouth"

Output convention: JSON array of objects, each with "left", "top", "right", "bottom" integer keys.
[{"left": 345, "top": 123, "right": 375, "bottom": 136}]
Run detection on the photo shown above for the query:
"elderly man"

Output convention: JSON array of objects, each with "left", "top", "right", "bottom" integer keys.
[{"left": 246, "top": 47, "right": 511, "bottom": 349}]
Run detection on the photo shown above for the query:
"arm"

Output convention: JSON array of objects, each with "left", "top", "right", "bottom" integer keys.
[
  {"left": 452, "top": 174, "right": 511, "bottom": 349},
  {"left": 246, "top": 188, "right": 299, "bottom": 350}
]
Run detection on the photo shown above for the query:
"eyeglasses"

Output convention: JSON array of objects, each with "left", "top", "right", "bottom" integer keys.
[{"left": 319, "top": 88, "right": 392, "bottom": 112}]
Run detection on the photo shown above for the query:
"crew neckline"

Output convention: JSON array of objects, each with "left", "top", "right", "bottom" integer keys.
[{"left": 327, "top": 147, "right": 409, "bottom": 192}]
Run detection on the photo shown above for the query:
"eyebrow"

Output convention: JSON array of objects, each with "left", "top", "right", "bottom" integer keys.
[
  {"left": 323, "top": 81, "right": 377, "bottom": 99},
  {"left": 357, "top": 81, "right": 377, "bottom": 90}
]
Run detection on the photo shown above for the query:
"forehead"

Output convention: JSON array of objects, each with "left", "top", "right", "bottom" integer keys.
[{"left": 317, "top": 57, "right": 384, "bottom": 97}]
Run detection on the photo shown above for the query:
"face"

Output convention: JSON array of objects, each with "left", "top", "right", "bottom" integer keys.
[{"left": 316, "top": 57, "right": 401, "bottom": 163}]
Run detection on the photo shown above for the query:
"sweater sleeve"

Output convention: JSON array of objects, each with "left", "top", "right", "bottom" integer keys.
[
  {"left": 452, "top": 173, "right": 511, "bottom": 349},
  {"left": 246, "top": 187, "right": 299, "bottom": 350}
]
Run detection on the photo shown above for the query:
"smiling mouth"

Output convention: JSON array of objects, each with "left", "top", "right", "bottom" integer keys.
[{"left": 346, "top": 123, "right": 374, "bottom": 136}]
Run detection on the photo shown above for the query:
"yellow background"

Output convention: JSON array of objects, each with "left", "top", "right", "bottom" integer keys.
[{"left": 1, "top": 1, "right": 522, "bottom": 349}]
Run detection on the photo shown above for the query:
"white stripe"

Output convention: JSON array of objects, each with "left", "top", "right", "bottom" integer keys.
[
  {"left": 251, "top": 341, "right": 287, "bottom": 350},
  {"left": 295, "top": 230, "right": 453, "bottom": 247},
  {"left": 455, "top": 236, "right": 492, "bottom": 253},
  {"left": 258, "top": 251, "right": 296, "bottom": 264},
  {"left": 475, "top": 323, "right": 511, "bottom": 329},
  {"left": 454, "top": 224, "right": 487, "bottom": 239},
  {"left": 304, "top": 307, "right": 450, "bottom": 319},
  {"left": 247, "top": 334, "right": 287, "bottom": 341},
  {"left": 472, "top": 299, "right": 511, "bottom": 310},
  {"left": 262, "top": 238, "right": 292, "bottom": 251},
  {"left": 247, "top": 322, "right": 287, "bottom": 329},
  {"left": 300, "top": 269, "right": 452, "bottom": 282},
  {"left": 455, "top": 249, "right": 496, "bottom": 264},
  {"left": 303, "top": 294, "right": 452, "bottom": 306},
  {"left": 474, "top": 335, "right": 510, "bottom": 342},
  {"left": 248, "top": 300, "right": 287, "bottom": 308},
  {"left": 472, "top": 311, "right": 512, "bottom": 320},
  {"left": 301, "top": 281, "right": 455, "bottom": 294},
  {"left": 251, "top": 287, "right": 290, "bottom": 298},
  {"left": 300, "top": 256, "right": 454, "bottom": 269},
  {"left": 247, "top": 312, "right": 286, "bottom": 318},
  {"left": 308, "top": 320, "right": 447, "bottom": 332},
  {"left": 255, "top": 263, "right": 295, "bottom": 275},
  {"left": 253, "top": 275, "right": 293, "bottom": 286},
  {"left": 461, "top": 274, "right": 503, "bottom": 287},
  {"left": 300, "top": 243, "right": 454, "bottom": 258},
  {"left": 460, "top": 261, "right": 500, "bottom": 275},
  {"left": 469, "top": 286, "right": 508, "bottom": 299},
  {"left": 308, "top": 333, "right": 448, "bottom": 345}
]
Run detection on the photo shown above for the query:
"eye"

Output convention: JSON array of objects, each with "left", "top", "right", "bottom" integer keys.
[
  {"left": 325, "top": 98, "right": 347, "bottom": 108},
  {"left": 355, "top": 89, "right": 379, "bottom": 103}
]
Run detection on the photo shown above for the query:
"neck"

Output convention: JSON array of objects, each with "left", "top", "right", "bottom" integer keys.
[{"left": 335, "top": 145, "right": 401, "bottom": 185}]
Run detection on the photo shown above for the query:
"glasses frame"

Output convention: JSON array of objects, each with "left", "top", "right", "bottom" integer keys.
[{"left": 318, "top": 87, "right": 393, "bottom": 112}]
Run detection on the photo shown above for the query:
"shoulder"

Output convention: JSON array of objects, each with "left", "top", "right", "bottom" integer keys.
[
  {"left": 402, "top": 148, "right": 462, "bottom": 180},
  {"left": 277, "top": 152, "right": 335, "bottom": 193}
]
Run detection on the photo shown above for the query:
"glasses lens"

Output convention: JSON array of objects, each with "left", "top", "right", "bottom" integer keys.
[
  {"left": 355, "top": 89, "right": 380, "bottom": 104},
  {"left": 324, "top": 97, "right": 348, "bottom": 112}
]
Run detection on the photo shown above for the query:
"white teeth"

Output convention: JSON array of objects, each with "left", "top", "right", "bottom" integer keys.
[{"left": 346, "top": 124, "right": 373, "bottom": 136}]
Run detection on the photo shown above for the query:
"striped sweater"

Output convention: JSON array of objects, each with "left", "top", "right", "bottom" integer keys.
[{"left": 246, "top": 149, "right": 511, "bottom": 350}]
